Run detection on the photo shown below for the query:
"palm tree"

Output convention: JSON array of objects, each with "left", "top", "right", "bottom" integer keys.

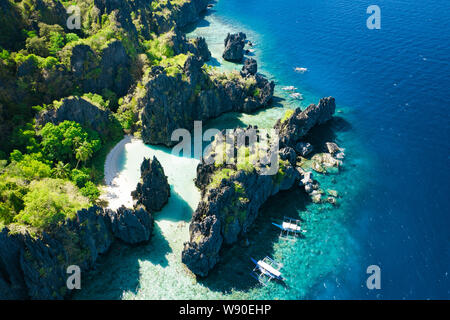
[
  {"left": 75, "top": 141, "right": 93, "bottom": 169},
  {"left": 53, "top": 161, "right": 70, "bottom": 179}
]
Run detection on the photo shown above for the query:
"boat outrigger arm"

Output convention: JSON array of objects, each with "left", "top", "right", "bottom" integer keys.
[
  {"left": 272, "top": 216, "right": 304, "bottom": 240},
  {"left": 250, "top": 256, "right": 285, "bottom": 286}
]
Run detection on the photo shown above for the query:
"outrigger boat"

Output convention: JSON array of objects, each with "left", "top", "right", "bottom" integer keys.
[
  {"left": 250, "top": 256, "right": 285, "bottom": 286},
  {"left": 272, "top": 216, "right": 304, "bottom": 240}
]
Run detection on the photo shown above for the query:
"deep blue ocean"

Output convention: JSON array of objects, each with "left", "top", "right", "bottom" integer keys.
[
  {"left": 75, "top": 0, "right": 449, "bottom": 300},
  {"left": 210, "top": 0, "right": 450, "bottom": 298}
]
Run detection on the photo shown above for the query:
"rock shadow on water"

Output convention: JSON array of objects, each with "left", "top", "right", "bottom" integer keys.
[
  {"left": 208, "top": 56, "right": 221, "bottom": 67},
  {"left": 74, "top": 222, "right": 172, "bottom": 300},
  {"left": 182, "top": 2, "right": 216, "bottom": 33},
  {"left": 198, "top": 188, "right": 309, "bottom": 293},
  {"left": 303, "top": 116, "right": 352, "bottom": 152},
  {"left": 157, "top": 189, "right": 193, "bottom": 223}
]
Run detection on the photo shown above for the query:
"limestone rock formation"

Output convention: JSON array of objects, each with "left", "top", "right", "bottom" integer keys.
[
  {"left": 107, "top": 206, "right": 153, "bottom": 244},
  {"left": 70, "top": 40, "right": 132, "bottom": 97},
  {"left": 325, "top": 142, "right": 345, "bottom": 159},
  {"left": 241, "top": 58, "right": 257, "bottom": 77},
  {"left": 223, "top": 32, "right": 247, "bottom": 62},
  {"left": 276, "top": 97, "right": 336, "bottom": 148},
  {"left": 138, "top": 55, "right": 274, "bottom": 146},
  {"left": 294, "top": 142, "right": 314, "bottom": 157},
  {"left": 36, "top": 96, "right": 122, "bottom": 140},
  {"left": 182, "top": 97, "right": 337, "bottom": 276},
  {"left": 132, "top": 156, "right": 171, "bottom": 212},
  {"left": 0, "top": 205, "right": 154, "bottom": 299}
]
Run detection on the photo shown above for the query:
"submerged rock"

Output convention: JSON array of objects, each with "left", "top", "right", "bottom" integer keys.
[
  {"left": 327, "top": 189, "right": 339, "bottom": 198},
  {"left": 132, "top": 156, "right": 170, "bottom": 212},
  {"left": 223, "top": 32, "right": 247, "bottom": 62},
  {"left": 327, "top": 197, "right": 338, "bottom": 205}
]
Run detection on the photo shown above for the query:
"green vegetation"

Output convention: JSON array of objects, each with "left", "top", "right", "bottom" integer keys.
[
  {"left": 0, "top": 0, "right": 234, "bottom": 237},
  {"left": 143, "top": 32, "right": 175, "bottom": 63},
  {"left": 0, "top": 120, "right": 103, "bottom": 231},
  {"left": 14, "top": 178, "right": 89, "bottom": 230},
  {"left": 281, "top": 109, "right": 295, "bottom": 123},
  {"left": 39, "top": 121, "right": 101, "bottom": 166},
  {"left": 160, "top": 53, "right": 189, "bottom": 77},
  {"left": 82, "top": 92, "right": 110, "bottom": 110},
  {"left": 209, "top": 168, "right": 237, "bottom": 189},
  {"left": 274, "top": 158, "right": 290, "bottom": 184}
]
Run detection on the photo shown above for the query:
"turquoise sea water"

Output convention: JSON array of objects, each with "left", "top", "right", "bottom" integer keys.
[{"left": 75, "top": 0, "right": 449, "bottom": 299}]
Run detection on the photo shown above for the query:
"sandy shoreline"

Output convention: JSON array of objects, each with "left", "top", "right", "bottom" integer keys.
[
  {"left": 101, "top": 134, "right": 136, "bottom": 209},
  {"left": 103, "top": 134, "right": 133, "bottom": 185}
]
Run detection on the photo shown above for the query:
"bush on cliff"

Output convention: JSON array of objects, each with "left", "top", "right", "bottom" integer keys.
[
  {"left": 14, "top": 178, "right": 89, "bottom": 230},
  {"left": 39, "top": 120, "right": 101, "bottom": 165}
]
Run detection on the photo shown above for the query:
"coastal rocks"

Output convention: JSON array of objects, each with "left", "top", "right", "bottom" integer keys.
[
  {"left": 36, "top": 96, "right": 122, "bottom": 140},
  {"left": 183, "top": 166, "right": 300, "bottom": 277},
  {"left": 223, "top": 32, "right": 247, "bottom": 62},
  {"left": 188, "top": 37, "right": 212, "bottom": 63},
  {"left": 276, "top": 97, "right": 336, "bottom": 148},
  {"left": 131, "top": 156, "right": 170, "bottom": 212},
  {"left": 325, "top": 142, "right": 345, "bottom": 159},
  {"left": 182, "top": 215, "right": 223, "bottom": 277},
  {"left": 294, "top": 142, "right": 314, "bottom": 157},
  {"left": 138, "top": 55, "right": 274, "bottom": 146},
  {"left": 59, "top": 206, "right": 114, "bottom": 269},
  {"left": 165, "top": 28, "right": 211, "bottom": 63},
  {"left": 19, "top": 232, "right": 67, "bottom": 300},
  {"left": 182, "top": 97, "right": 337, "bottom": 276},
  {"left": 310, "top": 153, "right": 342, "bottom": 173},
  {"left": 310, "top": 190, "right": 323, "bottom": 204},
  {"left": 0, "top": 204, "right": 155, "bottom": 299},
  {"left": 241, "top": 58, "right": 258, "bottom": 77},
  {"left": 107, "top": 206, "right": 153, "bottom": 244},
  {"left": 297, "top": 153, "right": 341, "bottom": 174},
  {"left": 279, "top": 147, "right": 297, "bottom": 165},
  {"left": 150, "top": 0, "right": 209, "bottom": 34}
]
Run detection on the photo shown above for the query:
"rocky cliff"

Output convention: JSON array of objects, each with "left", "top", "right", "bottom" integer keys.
[
  {"left": 132, "top": 156, "right": 171, "bottom": 212},
  {"left": 223, "top": 32, "right": 247, "bottom": 62},
  {"left": 36, "top": 96, "right": 122, "bottom": 141},
  {"left": 0, "top": 205, "right": 153, "bottom": 299},
  {"left": 182, "top": 97, "right": 338, "bottom": 276},
  {"left": 138, "top": 54, "right": 275, "bottom": 146}
]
